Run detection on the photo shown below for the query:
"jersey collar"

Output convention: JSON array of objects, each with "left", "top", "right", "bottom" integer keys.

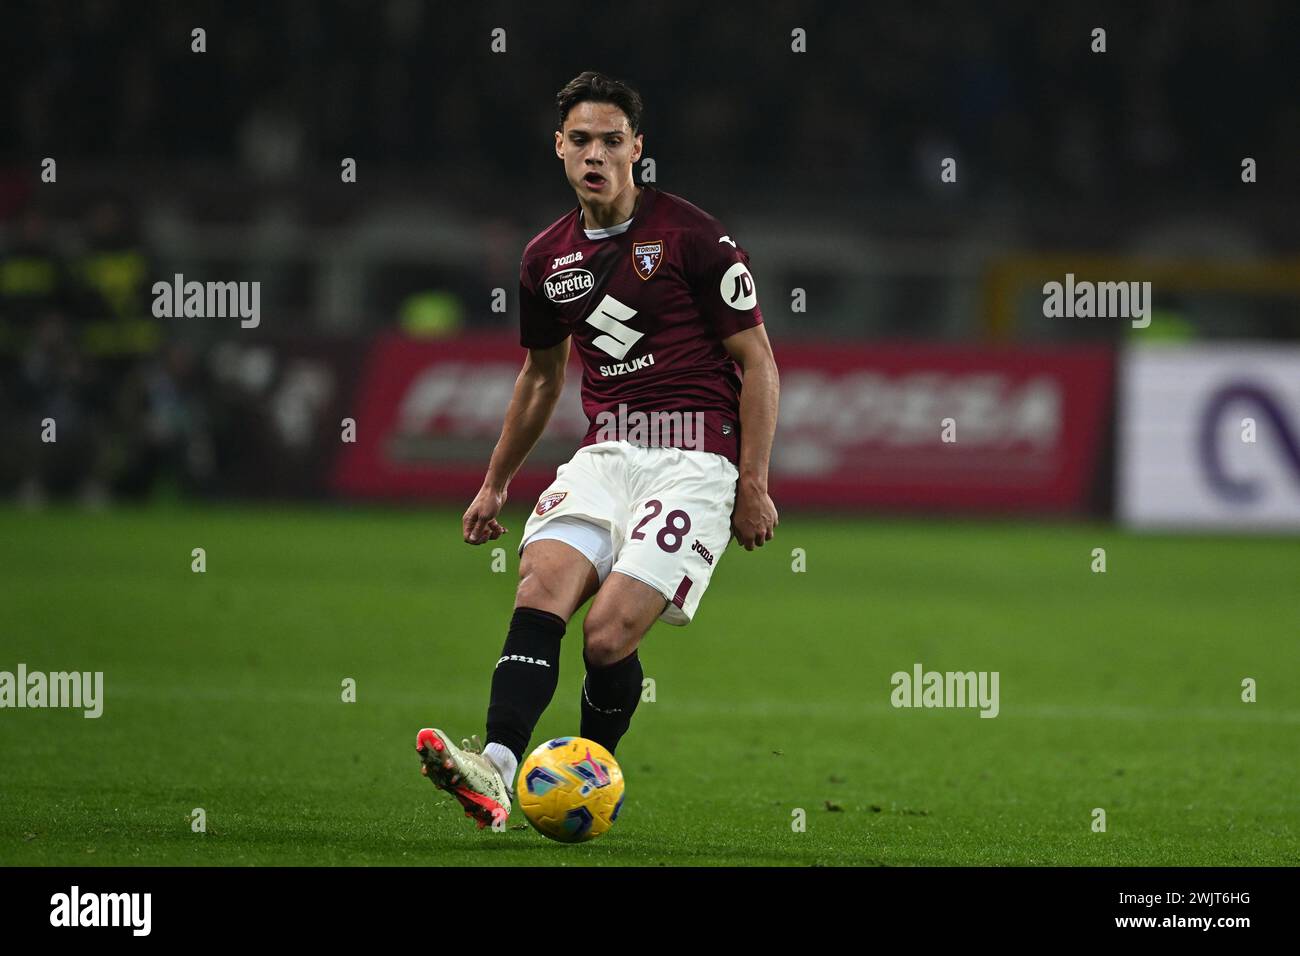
[{"left": 576, "top": 187, "right": 655, "bottom": 241}]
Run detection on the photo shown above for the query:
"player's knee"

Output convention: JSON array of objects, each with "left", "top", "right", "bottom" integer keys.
[
  {"left": 515, "top": 562, "right": 567, "bottom": 616},
  {"left": 582, "top": 608, "right": 638, "bottom": 667}
]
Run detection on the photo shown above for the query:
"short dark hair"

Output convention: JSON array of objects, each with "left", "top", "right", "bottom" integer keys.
[{"left": 555, "top": 71, "right": 643, "bottom": 134}]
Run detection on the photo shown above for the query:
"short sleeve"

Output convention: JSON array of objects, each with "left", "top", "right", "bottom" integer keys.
[
  {"left": 519, "top": 257, "right": 569, "bottom": 350},
  {"left": 689, "top": 228, "right": 764, "bottom": 340}
]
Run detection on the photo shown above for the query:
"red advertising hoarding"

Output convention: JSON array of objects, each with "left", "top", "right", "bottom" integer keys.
[{"left": 332, "top": 333, "right": 1113, "bottom": 513}]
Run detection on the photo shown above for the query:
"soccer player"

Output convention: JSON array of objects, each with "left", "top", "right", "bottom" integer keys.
[{"left": 417, "top": 71, "right": 780, "bottom": 829}]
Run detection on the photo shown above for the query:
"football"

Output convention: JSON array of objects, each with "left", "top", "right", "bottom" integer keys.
[{"left": 517, "top": 736, "right": 625, "bottom": 843}]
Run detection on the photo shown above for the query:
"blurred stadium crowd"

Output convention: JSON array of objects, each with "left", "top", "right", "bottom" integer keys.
[
  {"left": 2, "top": 1, "right": 1297, "bottom": 506},
  {"left": 5, "top": 1, "right": 1299, "bottom": 199},
  {"left": 0, "top": 200, "right": 215, "bottom": 504}
]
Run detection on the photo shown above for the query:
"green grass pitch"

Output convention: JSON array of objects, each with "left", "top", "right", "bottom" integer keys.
[{"left": 1, "top": 505, "right": 1296, "bottom": 866}]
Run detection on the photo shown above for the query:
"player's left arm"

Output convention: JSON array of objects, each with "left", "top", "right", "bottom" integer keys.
[{"left": 722, "top": 325, "right": 779, "bottom": 551}]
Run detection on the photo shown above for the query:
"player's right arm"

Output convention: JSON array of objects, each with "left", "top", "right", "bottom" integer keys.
[{"left": 462, "top": 337, "right": 570, "bottom": 545}]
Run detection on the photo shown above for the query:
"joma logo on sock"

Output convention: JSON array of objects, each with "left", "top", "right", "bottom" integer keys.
[
  {"left": 497, "top": 654, "right": 551, "bottom": 668},
  {"left": 50, "top": 886, "right": 151, "bottom": 936},
  {"left": 890, "top": 663, "right": 1000, "bottom": 718}
]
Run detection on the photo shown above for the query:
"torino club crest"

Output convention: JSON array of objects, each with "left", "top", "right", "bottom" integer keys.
[
  {"left": 535, "top": 491, "right": 568, "bottom": 516},
  {"left": 632, "top": 240, "right": 663, "bottom": 280}
]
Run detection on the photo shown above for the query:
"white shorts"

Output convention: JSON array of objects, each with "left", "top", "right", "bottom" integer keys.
[{"left": 519, "top": 441, "right": 740, "bottom": 626}]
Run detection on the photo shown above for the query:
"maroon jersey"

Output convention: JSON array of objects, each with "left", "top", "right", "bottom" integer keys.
[{"left": 519, "top": 186, "right": 763, "bottom": 465}]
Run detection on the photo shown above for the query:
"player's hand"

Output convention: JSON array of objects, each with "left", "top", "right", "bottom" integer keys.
[
  {"left": 463, "top": 484, "right": 509, "bottom": 545},
  {"left": 730, "top": 478, "right": 777, "bottom": 551}
]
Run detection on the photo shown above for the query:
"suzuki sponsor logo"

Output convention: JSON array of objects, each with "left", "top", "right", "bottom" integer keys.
[
  {"left": 585, "top": 294, "right": 642, "bottom": 359},
  {"left": 543, "top": 268, "right": 594, "bottom": 303},
  {"left": 598, "top": 354, "right": 655, "bottom": 377}
]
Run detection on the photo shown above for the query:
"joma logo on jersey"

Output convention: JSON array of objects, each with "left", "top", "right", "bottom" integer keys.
[
  {"left": 543, "top": 268, "right": 594, "bottom": 303},
  {"left": 551, "top": 251, "right": 584, "bottom": 269},
  {"left": 691, "top": 539, "right": 715, "bottom": 565},
  {"left": 632, "top": 240, "right": 663, "bottom": 280}
]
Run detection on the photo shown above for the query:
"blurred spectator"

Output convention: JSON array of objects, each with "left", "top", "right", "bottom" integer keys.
[{"left": 3, "top": 2, "right": 1297, "bottom": 202}]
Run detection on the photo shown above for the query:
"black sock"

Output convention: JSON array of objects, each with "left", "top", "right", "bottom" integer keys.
[
  {"left": 579, "top": 649, "right": 643, "bottom": 755},
  {"left": 486, "top": 607, "right": 566, "bottom": 762}
]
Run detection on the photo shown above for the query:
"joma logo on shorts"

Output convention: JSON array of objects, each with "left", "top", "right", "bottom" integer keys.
[
  {"left": 497, "top": 654, "right": 552, "bottom": 668},
  {"left": 690, "top": 539, "right": 714, "bottom": 565}
]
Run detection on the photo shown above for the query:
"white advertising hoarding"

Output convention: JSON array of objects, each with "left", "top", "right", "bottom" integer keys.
[{"left": 1119, "top": 345, "right": 1300, "bottom": 530}]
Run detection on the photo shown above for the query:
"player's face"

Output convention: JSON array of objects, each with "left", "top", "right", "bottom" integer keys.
[{"left": 555, "top": 101, "right": 642, "bottom": 206}]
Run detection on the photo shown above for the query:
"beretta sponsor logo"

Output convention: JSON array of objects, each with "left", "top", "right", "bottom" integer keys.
[{"left": 543, "top": 268, "right": 594, "bottom": 303}]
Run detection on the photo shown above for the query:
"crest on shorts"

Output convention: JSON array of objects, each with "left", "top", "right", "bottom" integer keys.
[
  {"left": 632, "top": 240, "right": 663, "bottom": 280},
  {"left": 535, "top": 491, "right": 568, "bottom": 516}
]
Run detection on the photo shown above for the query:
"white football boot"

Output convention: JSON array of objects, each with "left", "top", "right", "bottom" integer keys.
[{"left": 416, "top": 728, "right": 511, "bottom": 829}]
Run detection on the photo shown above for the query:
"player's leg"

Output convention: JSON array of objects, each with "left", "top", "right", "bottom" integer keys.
[
  {"left": 417, "top": 537, "right": 600, "bottom": 829},
  {"left": 578, "top": 570, "right": 666, "bottom": 754},
  {"left": 478, "top": 445, "right": 624, "bottom": 787},
  {"left": 418, "top": 445, "right": 624, "bottom": 828},
  {"left": 480, "top": 536, "right": 601, "bottom": 789},
  {"left": 514, "top": 536, "right": 602, "bottom": 616},
  {"left": 575, "top": 445, "right": 740, "bottom": 754}
]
